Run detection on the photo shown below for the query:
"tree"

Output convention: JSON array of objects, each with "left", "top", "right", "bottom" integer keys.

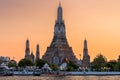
[
  {"left": 114, "top": 62, "right": 120, "bottom": 71},
  {"left": 114, "top": 56, "right": 120, "bottom": 71},
  {"left": 50, "top": 64, "right": 58, "bottom": 71},
  {"left": 35, "top": 59, "right": 47, "bottom": 68},
  {"left": 35, "top": 59, "right": 58, "bottom": 70},
  {"left": 66, "top": 61, "right": 79, "bottom": 71},
  {"left": 91, "top": 54, "right": 107, "bottom": 71},
  {"left": 18, "top": 59, "right": 34, "bottom": 67},
  {"left": 8, "top": 60, "right": 17, "bottom": 68},
  {"left": 106, "top": 60, "right": 117, "bottom": 71}
]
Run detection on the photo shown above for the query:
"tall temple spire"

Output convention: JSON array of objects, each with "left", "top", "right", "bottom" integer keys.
[
  {"left": 31, "top": 51, "right": 34, "bottom": 63},
  {"left": 26, "top": 39, "right": 29, "bottom": 49},
  {"left": 84, "top": 38, "right": 88, "bottom": 50},
  {"left": 53, "top": 2, "right": 66, "bottom": 44},
  {"left": 42, "top": 3, "right": 78, "bottom": 65},
  {"left": 57, "top": 2, "right": 63, "bottom": 23},
  {"left": 59, "top": 1, "right": 61, "bottom": 7},
  {"left": 82, "top": 39, "right": 90, "bottom": 68},
  {"left": 25, "top": 39, "right": 30, "bottom": 59},
  {"left": 83, "top": 39, "right": 88, "bottom": 55},
  {"left": 36, "top": 44, "right": 40, "bottom": 61}
]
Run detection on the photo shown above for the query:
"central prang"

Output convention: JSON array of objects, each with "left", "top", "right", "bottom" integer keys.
[{"left": 42, "top": 4, "right": 78, "bottom": 65}]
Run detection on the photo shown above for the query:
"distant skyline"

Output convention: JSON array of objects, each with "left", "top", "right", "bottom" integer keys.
[{"left": 0, "top": 0, "right": 120, "bottom": 62}]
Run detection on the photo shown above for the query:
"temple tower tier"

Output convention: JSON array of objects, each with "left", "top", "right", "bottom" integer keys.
[
  {"left": 36, "top": 44, "right": 40, "bottom": 61},
  {"left": 25, "top": 39, "right": 30, "bottom": 60},
  {"left": 42, "top": 3, "right": 78, "bottom": 65}
]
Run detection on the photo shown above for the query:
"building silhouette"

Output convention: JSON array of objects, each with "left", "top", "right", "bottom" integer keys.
[
  {"left": 24, "top": 39, "right": 40, "bottom": 63},
  {"left": 24, "top": 3, "right": 91, "bottom": 67},
  {"left": 82, "top": 39, "right": 90, "bottom": 69},
  {"left": 25, "top": 39, "right": 31, "bottom": 60},
  {"left": 30, "top": 51, "right": 35, "bottom": 63},
  {"left": 42, "top": 3, "right": 78, "bottom": 65},
  {"left": 36, "top": 44, "right": 40, "bottom": 61}
]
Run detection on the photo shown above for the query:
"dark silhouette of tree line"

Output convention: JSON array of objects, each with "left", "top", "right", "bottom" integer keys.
[
  {"left": 91, "top": 54, "right": 120, "bottom": 71},
  {"left": 2, "top": 54, "right": 120, "bottom": 71}
]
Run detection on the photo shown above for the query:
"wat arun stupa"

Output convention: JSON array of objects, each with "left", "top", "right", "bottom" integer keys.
[{"left": 42, "top": 3, "right": 79, "bottom": 65}]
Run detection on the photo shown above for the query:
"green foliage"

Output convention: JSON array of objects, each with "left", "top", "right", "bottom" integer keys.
[
  {"left": 105, "top": 60, "right": 117, "bottom": 71},
  {"left": 8, "top": 60, "right": 17, "bottom": 68},
  {"left": 35, "top": 59, "right": 58, "bottom": 70},
  {"left": 49, "top": 64, "right": 58, "bottom": 71},
  {"left": 66, "top": 61, "right": 79, "bottom": 71},
  {"left": 18, "top": 59, "right": 34, "bottom": 67},
  {"left": 115, "top": 56, "right": 120, "bottom": 71},
  {"left": 35, "top": 59, "right": 47, "bottom": 68},
  {"left": 91, "top": 54, "right": 107, "bottom": 71},
  {"left": 67, "top": 66, "right": 74, "bottom": 71},
  {"left": 91, "top": 55, "right": 120, "bottom": 71},
  {"left": 114, "top": 60, "right": 120, "bottom": 71}
]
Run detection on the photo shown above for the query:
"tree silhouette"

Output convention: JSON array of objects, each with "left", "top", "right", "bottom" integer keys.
[
  {"left": 66, "top": 61, "right": 78, "bottom": 71},
  {"left": 91, "top": 54, "right": 107, "bottom": 71},
  {"left": 106, "top": 60, "right": 117, "bottom": 71},
  {"left": 18, "top": 59, "right": 34, "bottom": 67},
  {"left": 35, "top": 59, "right": 47, "bottom": 68}
]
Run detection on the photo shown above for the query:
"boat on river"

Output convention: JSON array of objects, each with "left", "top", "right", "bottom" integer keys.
[{"left": 0, "top": 66, "right": 13, "bottom": 76}]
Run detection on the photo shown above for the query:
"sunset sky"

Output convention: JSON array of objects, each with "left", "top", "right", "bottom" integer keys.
[{"left": 0, "top": 0, "right": 120, "bottom": 62}]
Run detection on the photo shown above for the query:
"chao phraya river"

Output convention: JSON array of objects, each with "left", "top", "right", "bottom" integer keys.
[{"left": 0, "top": 76, "right": 120, "bottom": 80}]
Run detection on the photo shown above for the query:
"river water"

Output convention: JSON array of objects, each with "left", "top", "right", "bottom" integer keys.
[{"left": 0, "top": 76, "right": 120, "bottom": 80}]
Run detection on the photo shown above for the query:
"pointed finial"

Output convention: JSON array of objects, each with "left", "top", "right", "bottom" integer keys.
[
  {"left": 37, "top": 43, "right": 39, "bottom": 46},
  {"left": 79, "top": 54, "right": 81, "bottom": 60},
  {"left": 84, "top": 38, "right": 86, "bottom": 43},
  {"left": 26, "top": 37, "right": 29, "bottom": 42},
  {"left": 37, "top": 44, "right": 39, "bottom": 48},
  {"left": 59, "top": 1, "right": 61, "bottom": 7}
]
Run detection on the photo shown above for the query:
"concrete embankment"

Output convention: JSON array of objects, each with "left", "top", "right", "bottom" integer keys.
[{"left": 68, "top": 72, "right": 120, "bottom": 76}]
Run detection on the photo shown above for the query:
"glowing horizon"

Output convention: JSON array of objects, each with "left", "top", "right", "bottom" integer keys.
[{"left": 0, "top": 0, "right": 120, "bottom": 62}]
